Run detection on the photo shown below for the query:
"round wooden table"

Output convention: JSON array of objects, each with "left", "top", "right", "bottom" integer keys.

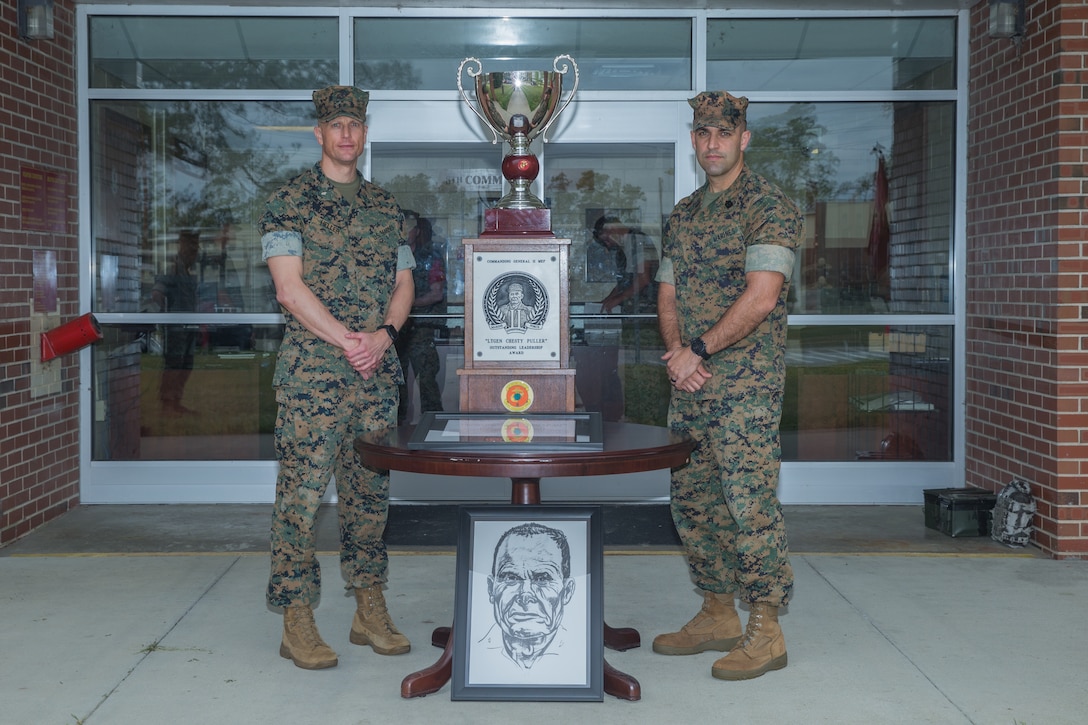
[{"left": 355, "top": 420, "right": 693, "bottom": 701}]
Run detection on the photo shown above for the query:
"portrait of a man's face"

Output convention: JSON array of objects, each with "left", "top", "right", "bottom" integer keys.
[
  {"left": 487, "top": 523, "right": 575, "bottom": 668},
  {"left": 506, "top": 282, "right": 526, "bottom": 306},
  {"left": 453, "top": 506, "right": 602, "bottom": 701}
]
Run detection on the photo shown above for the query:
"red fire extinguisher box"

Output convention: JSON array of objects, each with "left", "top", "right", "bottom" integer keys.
[{"left": 41, "top": 313, "right": 103, "bottom": 362}]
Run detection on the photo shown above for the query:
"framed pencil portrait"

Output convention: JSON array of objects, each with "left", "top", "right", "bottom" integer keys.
[{"left": 451, "top": 505, "right": 604, "bottom": 702}]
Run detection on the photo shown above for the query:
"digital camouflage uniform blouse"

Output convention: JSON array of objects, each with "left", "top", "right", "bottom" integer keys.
[
  {"left": 660, "top": 165, "right": 803, "bottom": 399},
  {"left": 260, "top": 162, "right": 411, "bottom": 391}
]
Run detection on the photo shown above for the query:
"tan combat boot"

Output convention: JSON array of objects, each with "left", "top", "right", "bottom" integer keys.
[
  {"left": 280, "top": 605, "right": 338, "bottom": 670},
  {"left": 711, "top": 602, "right": 787, "bottom": 680},
  {"left": 349, "top": 584, "right": 411, "bottom": 655},
  {"left": 652, "top": 590, "right": 743, "bottom": 655}
]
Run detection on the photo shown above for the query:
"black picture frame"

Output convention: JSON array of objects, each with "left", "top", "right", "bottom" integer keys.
[
  {"left": 451, "top": 505, "right": 604, "bottom": 702},
  {"left": 406, "top": 411, "right": 603, "bottom": 452}
]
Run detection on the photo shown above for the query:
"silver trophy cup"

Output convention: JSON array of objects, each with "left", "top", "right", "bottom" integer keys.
[{"left": 458, "top": 55, "right": 579, "bottom": 209}]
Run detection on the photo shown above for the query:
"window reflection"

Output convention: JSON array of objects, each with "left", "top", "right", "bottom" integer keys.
[
  {"left": 545, "top": 143, "right": 672, "bottom": 314},
  {"left": 783, "top": 325, "right": 951, "bottom": 462},
  {"left": 708, "top": 17, "right": 956, "bottom": 92},
  {"left": 92, "top": 101, "right": 313, "bottom": 317},
  {"left": 370, "top": 141, "right": 674, "bottom": 424},
  {"left": 89, "top": 16, "right": 338, "bottom": 90},
  {"left": 571, "top": 317, "right": 667, "bottom": 424},
  {"left": 90, "top": 100, "right": 314, "bottom": 462},
  {"left": 92, "top": 324, "right": 280, "bottom": 461},
  {"left": 355, "top": 16, "right": 692, "bottom": 91},
  {"left": 744, "top": 102, "right": 954, "bottom": 316},
  {"left": 371, "top": 141, "right": 499, "bottom": 308}
]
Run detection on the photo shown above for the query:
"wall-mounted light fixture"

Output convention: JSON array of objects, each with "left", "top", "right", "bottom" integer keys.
[
  {"left": 989, "top": 0, "right": 1026, "bottom": 40},
  {"left": 18, "top": 0, "right": 55, "bottom": 41}
]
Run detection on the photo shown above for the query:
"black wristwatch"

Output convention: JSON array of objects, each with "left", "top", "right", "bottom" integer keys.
[
  {"left": 689, "top": 336, "right": 711, "bottom": 360},
  {"left": 378, "top": 324, "right": 399, "bottom": 342}
]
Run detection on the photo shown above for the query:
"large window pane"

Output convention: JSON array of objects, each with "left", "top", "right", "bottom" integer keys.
[
  {"left": 550, "top": 143, "right": 673, "bottom": 424},
  {"left": 89, "top": 16, "right": 338, "bottom": 89},
  {"left": 92, "top": 323, "right": 281, "bottom": 461},
  {"left": 90, "top": 100, "right": 318, "bottom": 462},
  {"left": 545, "top": 143, "right": 672, "bottom": 314},
  {"left": 743, "top": 102, "right": 954, "bottom": 316},
  {"left": 91, "top": 100, "right": 318, "bottom": 317},
  {"left": 371, "top": 140, "right": 675, "bottom": 312},
  {"left": 355, "top": 17, "right": 692, "bottom": 91},
  {"left": 371, "top": 141, "right": 501, "bottom": 311},
  {"left": 371, "top": 142, "right": 498, "bottom": 423},
  {"left": 783, "top": 325, "right": 952, "bottom": 462},
  {"left": 708, "top": 17, "right": 956, "bottom": 92}
]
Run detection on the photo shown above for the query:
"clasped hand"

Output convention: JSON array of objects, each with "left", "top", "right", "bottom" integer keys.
[
  {"left": 342, "top": 330, "right": 389, "bottom": 380},
  {"left": 662, "top": 346, "right": 711, "bottom": 393}
]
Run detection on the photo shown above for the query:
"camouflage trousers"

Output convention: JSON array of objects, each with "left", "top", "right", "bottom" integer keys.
[
  {"left": 668, "top": 392, "right": 794, "bottom": 606},
  {"left": 267, "top": 383, "right": 398, "bottom": 608}
]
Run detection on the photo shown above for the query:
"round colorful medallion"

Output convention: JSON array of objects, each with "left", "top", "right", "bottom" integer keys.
[
  {"left": 501, "top": 418, "right": 534, "bottom": 443},
  {"left": 501, "top": 379, "right": 534, "bottom": 413}
]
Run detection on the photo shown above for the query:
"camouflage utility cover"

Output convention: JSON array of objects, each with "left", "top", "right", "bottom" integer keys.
[
  {"left": 313, "top": 85, "right": 369, "bottom": 123},
  {"left": 689, "top": 90, "right": 748, "bottom": 132}
]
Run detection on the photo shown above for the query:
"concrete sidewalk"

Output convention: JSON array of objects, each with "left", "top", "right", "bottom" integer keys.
[{"left": 3, "top": 545, "right": 1085, "bottom": 724}]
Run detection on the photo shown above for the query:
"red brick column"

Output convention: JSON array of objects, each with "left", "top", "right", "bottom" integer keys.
[
  {"left": 0, "top": 3, "right": 80, "bottom": 545},
  {"left": 966, "top": 0, "right": 1088, "bottom": 558}
]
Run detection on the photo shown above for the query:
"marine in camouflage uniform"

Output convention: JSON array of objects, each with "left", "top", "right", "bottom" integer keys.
[
  {"left": 653, "top": 91, "right": 803, "bottom": 681},
  {"left": 260, "top": 85, "right": 416, "bottom": 670}
]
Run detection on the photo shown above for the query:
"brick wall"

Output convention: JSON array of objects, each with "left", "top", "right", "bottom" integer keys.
[
  {"left": 0, "top": 3, "right": 80, "bottom": 545},
  {"left": 966, "top": 0, "right": 1088, "bottom": 558}
]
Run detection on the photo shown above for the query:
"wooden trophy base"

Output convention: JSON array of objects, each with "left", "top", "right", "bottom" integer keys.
[{"left": 458, "top": 368, "right": 575, "bottom": 413}]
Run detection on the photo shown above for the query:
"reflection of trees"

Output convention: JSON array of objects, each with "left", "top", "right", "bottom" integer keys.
[
  {"left": 382, "top": 173, "right": 470, "bottom": 223},
  {"left": 145, "top": 101, "right": 307, "bottom": 233},
  {"left": 118, "top": 54, "right": 334, "bottom": 231},
  {"left": 124, "top": 100, "right": 312, "bottom": 316},
  {"left": 355, "top": 61, "right": 422, "bottom": 90},
  {"left": 547, "top": 170, "right": 646, "bottom": 233},
  {"left": 118, "top": 59, "right": 335, "bottom": 92},
  {"left": 745, "top": 103, "right": 841, "bottom": 211}
]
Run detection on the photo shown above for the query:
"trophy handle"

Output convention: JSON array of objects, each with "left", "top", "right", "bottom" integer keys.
[
  {"left": 540, "top": 54, "right": 580, "bottom": 144},
  {"left": 457, "top": 57, "right": 500, "bottom": 145}
]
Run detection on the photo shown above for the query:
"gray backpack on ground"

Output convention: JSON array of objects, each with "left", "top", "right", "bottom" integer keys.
[{"left": 991, "top": 478, "right": 1035, "bottom": 547}]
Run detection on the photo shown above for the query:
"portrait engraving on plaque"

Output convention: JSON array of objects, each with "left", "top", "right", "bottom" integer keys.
[{"left": 485, "top": 273, "right": 548, "bottom": 334}]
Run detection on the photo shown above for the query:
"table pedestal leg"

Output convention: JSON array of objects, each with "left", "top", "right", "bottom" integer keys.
[
  {"left": 604, "top": 659, "right": 641, "bottom": 701},
  {"left": 604, "top": 623, "right": 641, "bottom": 651},
  {"left": 400, "top": 626, "right": 453, "bottom": 698},
  {"left": 510, "top": 477, "right": 542, "bottom": 505}
]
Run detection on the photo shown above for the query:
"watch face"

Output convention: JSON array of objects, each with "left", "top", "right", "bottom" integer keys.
[{"left": 692, "top": 337, "right": 709, "bottom": 359}]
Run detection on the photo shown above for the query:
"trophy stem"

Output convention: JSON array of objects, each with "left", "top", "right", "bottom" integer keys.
[
  {"left": 499, "top": 134, "right": 545, "bottom": 209},
  {"left": 497, "top": 184, "right": 545, "bottom": 210}
]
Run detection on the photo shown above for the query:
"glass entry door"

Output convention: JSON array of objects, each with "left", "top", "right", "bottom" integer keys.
[{"left": 82, "top": 96, "right": 683, "bottom": 502}]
